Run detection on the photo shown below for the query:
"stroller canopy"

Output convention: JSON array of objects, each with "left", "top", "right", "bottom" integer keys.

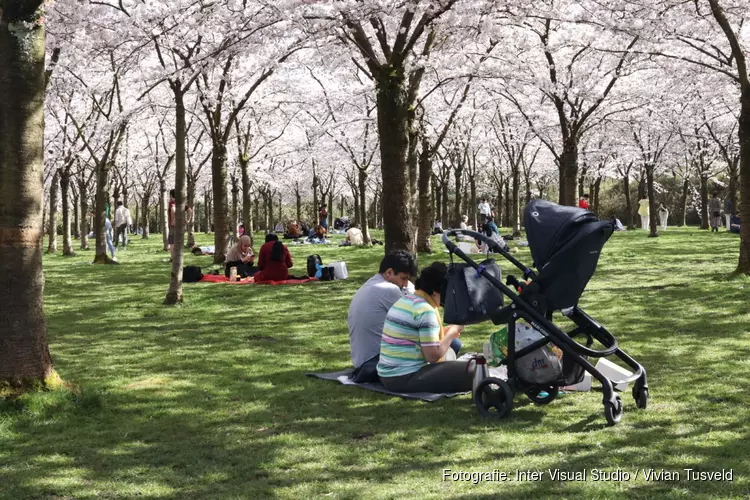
[
  {"left": 523, "top": 199, "right": 614, "bottom": 309},
  {"left": 524, "top": 199, "right": 603, "bottom": 269}
]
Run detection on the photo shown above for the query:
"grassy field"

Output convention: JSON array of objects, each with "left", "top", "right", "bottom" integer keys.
[{"left": 1, "top": 227, "right": 749, "bottom": 499}]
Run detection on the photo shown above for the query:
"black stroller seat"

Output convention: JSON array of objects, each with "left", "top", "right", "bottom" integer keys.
[{"left": 442, "top": 200, "right": 649, "bottom": 426}]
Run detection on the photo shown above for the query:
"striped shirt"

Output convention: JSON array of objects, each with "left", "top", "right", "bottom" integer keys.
[{"left": 377, "top": 294, "right": 441, "bottom": 378}]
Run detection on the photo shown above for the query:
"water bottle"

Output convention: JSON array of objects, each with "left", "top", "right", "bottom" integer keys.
[
  {"left": 471, "top": 355, "right": 489, "bottom": 394},
  {"left": 229, "top": 266, "right": 237, "bottom": 281}
]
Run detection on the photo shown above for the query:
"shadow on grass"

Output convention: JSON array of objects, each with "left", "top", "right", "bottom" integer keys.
[{"left": 2, "top": 229, "right": 748, "bottom": 498}]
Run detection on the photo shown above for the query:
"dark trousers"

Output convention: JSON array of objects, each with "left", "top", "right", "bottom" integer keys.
[
  {"left": 115, "top": 224, "right": 128, "bottom": 247},
  {"left": 381, "top": 361, "right": 475, "bottom": 393}
]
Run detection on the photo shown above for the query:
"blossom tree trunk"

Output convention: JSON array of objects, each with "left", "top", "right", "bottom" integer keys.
[
  {"left": 0, "top": 1, "right": 54, "bottom": 385},
  {"left": 59, "top": 165, "right": 74, "bottom": 255},
  {"left": 47, "top": 170, "right": 59, "bottom": 253}
]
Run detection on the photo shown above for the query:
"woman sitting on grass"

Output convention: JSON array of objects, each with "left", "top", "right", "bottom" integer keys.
[
  {"left": 307, "top": 224, "right": 327, "bottom": 243},
  {"left": 254, "top": 233, "right": 295, "bottom": 282},
  {"left": 377, "top": 262, "right": 475, "bottom": 394},
  {"left": 224, "top": 235, "right": 256, "bottom": 278}
]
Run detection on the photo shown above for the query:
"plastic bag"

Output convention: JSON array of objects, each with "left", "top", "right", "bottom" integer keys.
[
  {"left": 514, "top": 322, "right": 563, "bottom": 385},
  {"left": 484, "top": 326, "right": 509, "bottom": 367}
]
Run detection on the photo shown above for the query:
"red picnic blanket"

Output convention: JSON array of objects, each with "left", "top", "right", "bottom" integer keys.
[{"left": 198, "top": 274, "right": 318, "bottom": 285}]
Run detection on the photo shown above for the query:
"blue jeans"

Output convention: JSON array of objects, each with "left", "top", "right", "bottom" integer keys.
[
  {"left": 106, "top": 232, "right": 117, "bottom": 259},
  {"left": 450, "top": 338, "right": 462, "bottom": 356}
]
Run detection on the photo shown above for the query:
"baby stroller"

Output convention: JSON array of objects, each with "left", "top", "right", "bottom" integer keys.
[{"left": 441, "top": 199, "right": 648, "bottom": 426}]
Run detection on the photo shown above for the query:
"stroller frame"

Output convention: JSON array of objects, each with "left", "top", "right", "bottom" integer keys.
[{"left": 442, "top": 229, "right": 648, "bottom": 426}]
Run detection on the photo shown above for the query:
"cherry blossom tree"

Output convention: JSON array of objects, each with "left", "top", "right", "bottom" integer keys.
[{"left": 0, "top": 0, "right": 55, "bottom": 386}]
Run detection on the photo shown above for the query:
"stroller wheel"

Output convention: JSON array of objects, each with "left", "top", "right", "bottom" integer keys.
[
  {"left": 604, "top": 395, "right": 623, "bottom": 426},
  {"left": 633, "top": 387, "right": 649, "bottom": 409},
  {"left": 473, "top": 377, "right": 514, "bottom": 418},
  {"left": 525, "top": 386, "right": 559, "bottom": 405}
]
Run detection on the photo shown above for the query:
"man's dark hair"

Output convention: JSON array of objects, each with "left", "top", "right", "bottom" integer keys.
[
  {"left": 170, "top": 189, "right": 176, "bottom": 199},
  {"left": 117, "top": 201, "right": 123, "bottom": 206},
  {"left": 415, "top": 262, "right": 448, "bottom": 295},
  {"left": 379, "top": 250, "right": 417, "bottom": 277},
  {"left": 583, "top": 193, "right": 589, "bottom": 199}
]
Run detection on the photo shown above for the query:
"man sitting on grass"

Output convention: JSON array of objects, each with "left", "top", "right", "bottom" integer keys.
[
  {"left": 345, "top": 223, "right": 364, "bottom": 245},
  {"left": 347, "top": 251, "right": 417, "bottom": 382}
]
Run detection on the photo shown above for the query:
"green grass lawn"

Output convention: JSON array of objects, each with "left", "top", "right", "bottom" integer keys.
[{"left": 2, "top": 227, "right": 749, "bottom": 499}]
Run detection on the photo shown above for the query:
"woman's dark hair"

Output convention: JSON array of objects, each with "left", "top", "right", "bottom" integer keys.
[
  {"left": 270, "top": 241, "right": 284, "bottom": 261},
  {"left": 169, "top": 189, "right": 176, "bottom": 199},
  {"left": 414, "top": 262, "right": 448, "bottom": 295},
  {"left": 379, "top": 250, "right": 417, "bottom": 277},
  {"left": 265, "top": 233, "right": 279, "bottom": 243}
]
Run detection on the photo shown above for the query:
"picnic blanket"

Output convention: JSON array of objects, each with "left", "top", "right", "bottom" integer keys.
[
  {"left": 306, "top": 370, "right": 469, "bottom": 402},
  {"left": 199, "top": 274, "right": 318, "bottom": 285}
]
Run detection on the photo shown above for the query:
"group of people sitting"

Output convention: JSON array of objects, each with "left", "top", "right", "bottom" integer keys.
[
  {"left": 348, "top": 251, "right": 476, "bottom": 393},
  {"left": 223, "top": 233, "right": 298, "bottom": 282},
  {"left": 283, "top": 220, "right": 330, "bottom": 243}
]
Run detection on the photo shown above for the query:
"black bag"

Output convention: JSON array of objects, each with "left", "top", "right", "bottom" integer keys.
[
  {"left": 307, "top": 254, "right": 322, "bottom": 277},
  {"left": 183, "top": 265, "right": 203, "bottom": 283},
  {"left": 442, "top": 258, "right": 504, "bottom": 325},
  {"left": 320, "top": 266, "right": 335, "bottom": 281},
  {"left": 350, "top": 355, "right": 379, "bottom": 383}
]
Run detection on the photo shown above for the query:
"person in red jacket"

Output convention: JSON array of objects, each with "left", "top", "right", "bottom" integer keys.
[
  {"left": 254, "top": 233, "right": 294, "bottom": 282},
  {"left": 578, "top": 193, "right": 590, "bottom": 210}
]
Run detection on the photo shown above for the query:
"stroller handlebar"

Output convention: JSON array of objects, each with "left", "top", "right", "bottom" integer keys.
[{"left": 440, "top": 229, "right": 535, "bottom": 279}]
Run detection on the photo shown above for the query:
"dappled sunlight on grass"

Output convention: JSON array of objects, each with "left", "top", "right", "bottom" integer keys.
[{"left": 1, "top": 228, "right": 749, "bottom": 498}]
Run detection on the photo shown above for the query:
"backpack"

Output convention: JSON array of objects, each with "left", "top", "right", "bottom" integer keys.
[
  {"left": 307, "top": 254, "right": 322, "bottom": 277},
  {"left": 320, "top": 266, "right": 335, "bottom": 281},
  {"left": 183, "top": 265, "right": 203, "bottom": 283}
]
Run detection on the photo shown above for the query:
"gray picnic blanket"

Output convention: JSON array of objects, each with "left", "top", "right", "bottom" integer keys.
[{"left": 306, "top": 369, "right": 469, "bottom": 402}]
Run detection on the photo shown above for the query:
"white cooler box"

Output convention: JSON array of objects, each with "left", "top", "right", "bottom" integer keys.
[
  {"left": 328, "top": 261, "right": 348, "bottom": 280},
  {"left": 457, "top": 242, "right": 475, "bottom": 254}
]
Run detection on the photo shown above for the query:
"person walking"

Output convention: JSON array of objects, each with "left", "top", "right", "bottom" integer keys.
[
  {"left": 724, "top": 198, "right": 732, "bottom": 230},
  {"left": 657, "top": 202, "right": 669, "bottom": 231},
  {"left": 105, "top": 216, "right": 117, "bottom": 262},
  {"left": 114, "top": 201, "right": 132, "bottom": 248},
  {"left": 638, "top": 196, "right": 649, "bottom": 230},
  {"left": 709, "top": 192, "right": 722, "bottom": 233},
  {"left": 478, "top": 198, "right": 492, "bottom": 226},
  {"left": 319, "top": 204, "right": 328, "bottom": 231}
]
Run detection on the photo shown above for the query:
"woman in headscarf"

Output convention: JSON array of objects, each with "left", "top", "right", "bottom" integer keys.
[
  {"left": 224, "top": 235, "right": 256, "bottom": 278},
  {"left": 254, "top": 233, "right": 294, "bottom": 282}
]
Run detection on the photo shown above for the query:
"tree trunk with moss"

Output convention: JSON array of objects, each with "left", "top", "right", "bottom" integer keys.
[{"left": 0, "top": 2, "right": 54, "bottom": 385}]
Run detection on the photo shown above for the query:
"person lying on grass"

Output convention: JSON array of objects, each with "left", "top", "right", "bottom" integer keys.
[
  {"left": 224, "top": 235, "right": 256, "bottom": 278},
  {"left": 348, "top": 251, "right": 418, "bottom": 382},
  {"left": 254, "top": 233, "right": 298, "bottom": 282},
  {"left": 377, "top": 262, "right": 475, "bottom": 394}
]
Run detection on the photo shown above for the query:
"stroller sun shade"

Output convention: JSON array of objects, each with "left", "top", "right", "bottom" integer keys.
[
  {"left": 524, "top": 200, "right": 614, "bottom": 310},
  {"left": 524, "top": 199, "right": 606, "bottom": 269}
]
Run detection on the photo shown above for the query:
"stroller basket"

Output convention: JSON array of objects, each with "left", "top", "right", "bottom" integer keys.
[{"left": 441, "top": 202, "right": 648, "bottom": 426}]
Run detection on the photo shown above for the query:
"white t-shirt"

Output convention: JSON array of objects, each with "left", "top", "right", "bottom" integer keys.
[
  {"left": 346, "top": 227, "right": 364, "bottom": 245},
  {"left": 478, "top": 202, "right": 492, "bottom": 216},
  {"left": 114, "top": 206, "right": 131, "bottom": 227}
]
